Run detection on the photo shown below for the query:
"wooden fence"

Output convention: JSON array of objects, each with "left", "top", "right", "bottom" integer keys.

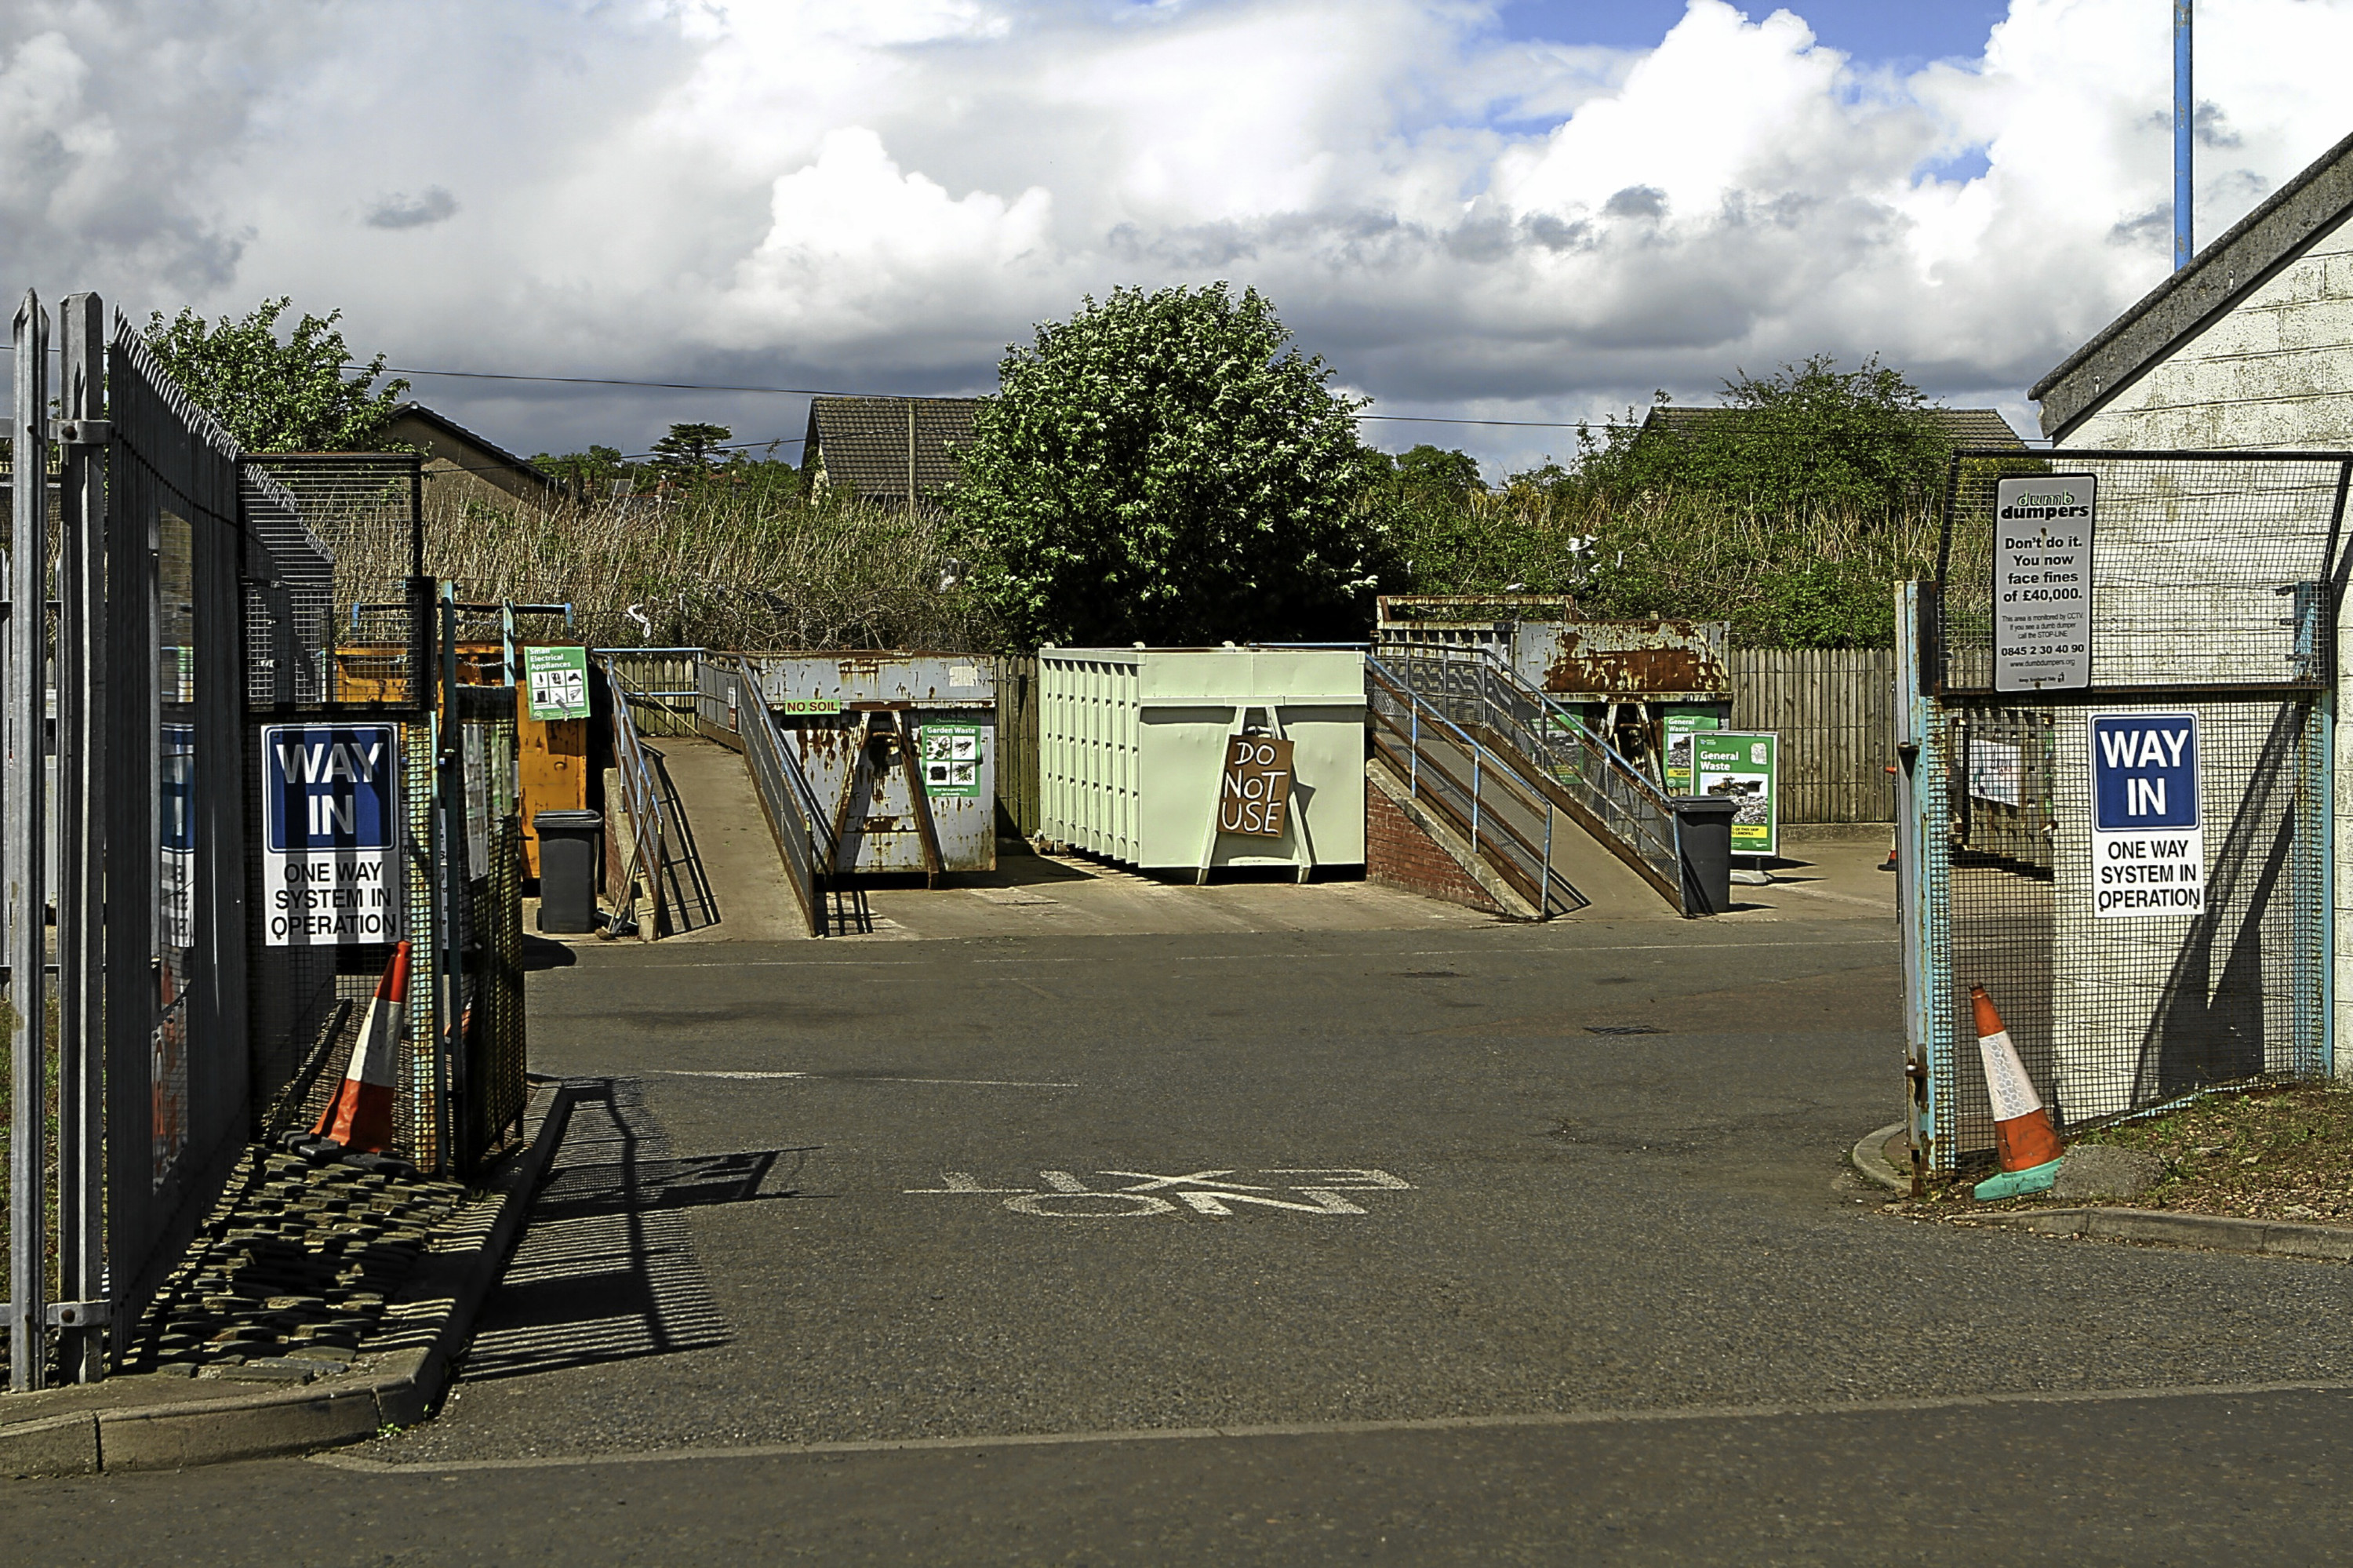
[
  {"left": 598, "top": 649, "right": 700, "bottom": 737},
  {"left": 991, "top": 653, "right": 1041, "bottom": 837},
  {"left": 1728, "top": 647, "right": 1895, "bottom": 824}
]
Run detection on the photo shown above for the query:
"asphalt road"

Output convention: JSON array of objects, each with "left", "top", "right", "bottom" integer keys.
[{"left": 16, "top": 911, "right": 2353, "bottom": 1561}]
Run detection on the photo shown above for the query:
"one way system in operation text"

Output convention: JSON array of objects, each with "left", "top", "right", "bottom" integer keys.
[
  {"left": 262, "top": 722, "right": 403, "bottom": 946},
  {"left": 2090, "top": 711, "right": 2202, "bottom": 919}
]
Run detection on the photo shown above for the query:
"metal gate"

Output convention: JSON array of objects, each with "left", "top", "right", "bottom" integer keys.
[
  {"left": 1900, "top": 450, "right": 2348, "bottom": 1177},
  {"left": 7, "top": 290, "right": 522, "bottom": 1391}
]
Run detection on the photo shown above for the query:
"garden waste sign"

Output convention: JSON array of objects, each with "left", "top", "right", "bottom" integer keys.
[{"left": 2090, "top": 711, "right": 2202, "bottom": 919}]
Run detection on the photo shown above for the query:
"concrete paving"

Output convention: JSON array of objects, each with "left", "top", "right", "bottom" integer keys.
[
  {"left": 650, "top": 738, "right": 803, "bottom": 942},
  {"left": 634, "top": 736, "right": 1895, "bottom": 944},
  {"left": 31, "top": 850, "right": 2351, "bottom": 1559}
]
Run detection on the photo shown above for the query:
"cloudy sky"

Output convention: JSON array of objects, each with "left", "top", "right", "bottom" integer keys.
[{"left": 5, "top": 0, "right": 2350, "bottom": 475}]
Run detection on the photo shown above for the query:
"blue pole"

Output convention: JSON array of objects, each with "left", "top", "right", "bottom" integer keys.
[{"left": 2174, "top": 0, "right": 2193, "bottom": 269}]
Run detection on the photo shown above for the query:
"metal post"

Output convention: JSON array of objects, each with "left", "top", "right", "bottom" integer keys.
[
  {"left": 905, "top": 399, "right": 917, "bottom": 520},
  {"left": 2315, "top": 684, "right": 2335, "bottom": 1082},
  {"left": 2174, "top": 0, "right": 2193, "bottom": 270},
  {"left": 1409, "top": 704, "right": 1419, "bottom": 795},
  {"left": 56, "top": 293, "right": 107, "bottom": 1381},
  {"left": 8, "top": 291, "right": 49, "bottom": 1391},
  {"left": 434, "top": 584, "right": 461, "bottom": 1174},
  {"left": 1471, "top": 748, "right": 1482, "bottom": 845},
  {"left": 1541, "top": 808, "right": 1555, "bottom": 914},
  {"left": 1895, "top": 582, "right": 1937, "bottom": 1193}
]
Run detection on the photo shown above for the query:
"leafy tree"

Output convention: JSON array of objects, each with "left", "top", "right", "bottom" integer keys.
[
  {"left": 533, "top": 444, "right": 640, "bottom": 500},
  {"left": 949, "top": 282, "right": 1387, "bottom": 646},
  {"left": 142, "top": 298, "right": 408, "bottom": 451},
  {"left": 1594, "top": 355, "right": 1952, "bottom": 522},
  {"left": 651, "top": 421, "right": 733, "bottom": 478},
  {"left": 1384, "top": 444, "right": 1485, "bottom": 503}
]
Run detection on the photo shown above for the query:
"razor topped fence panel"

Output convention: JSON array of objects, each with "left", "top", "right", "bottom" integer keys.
[
  {"left": 1902, "top": 449, "right": 2348, "bottom": 1179},
  {"left": 7, "top": 290, "right": 519, "bottom": 1392}
]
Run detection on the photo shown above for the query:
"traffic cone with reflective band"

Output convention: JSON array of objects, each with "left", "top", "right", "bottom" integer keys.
[
  {"left": 1969, "top": 983, "right": 2066, "bottom": 1199},
  {"left": 313, "top": 940, "right": 411, "bottom": 1154}
]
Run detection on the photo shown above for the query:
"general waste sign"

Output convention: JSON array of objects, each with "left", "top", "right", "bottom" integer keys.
[
  {"left": 1692, "top": 730, "right": 1778, "bottom": 857},
  {"left": 2089, "top": 711, "right": 2202, "bottom": 919},
  {"left": 522, "top": 645, "right": 592, "bottom": 722},
  {"left": 261, "top": 723, "right": 403, "bottom": 946}
]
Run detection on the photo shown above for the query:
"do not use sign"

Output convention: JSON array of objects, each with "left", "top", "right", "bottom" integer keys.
[{"left": 1219, "top": 735, "right": 1295, "bottom": 839}]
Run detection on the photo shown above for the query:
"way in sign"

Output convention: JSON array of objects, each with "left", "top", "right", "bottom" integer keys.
[{"left": 907, "top": 1166, "right": 1413, "bottom": 1219}]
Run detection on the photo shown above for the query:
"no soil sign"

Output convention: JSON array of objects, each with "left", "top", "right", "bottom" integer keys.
[{"left": 2089, "top": 711, "right": 2202, "bottom": 919}]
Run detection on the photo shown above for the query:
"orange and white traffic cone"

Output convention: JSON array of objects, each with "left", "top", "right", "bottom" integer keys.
[
  {"left": 312, "top": 940, "right": 411, "bottom": 1154},
  {"left": 1969, "top": 983, "right": 2066, "bottom": 1199}
]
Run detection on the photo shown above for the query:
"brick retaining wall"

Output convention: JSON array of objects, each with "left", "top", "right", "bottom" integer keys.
[{"left": 1366, "top": 783, "right": 1504, "bottom": 915}]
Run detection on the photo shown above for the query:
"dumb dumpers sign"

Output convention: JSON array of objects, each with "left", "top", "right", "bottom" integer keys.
[
  {"left": 1219, "top": 736, "right": 1294, "bottom": 839},
  {"left": 263, "top": 723, "right": 404, "bottom": 946}
]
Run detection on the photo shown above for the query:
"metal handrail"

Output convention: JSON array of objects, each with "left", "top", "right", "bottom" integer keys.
[
  {"left": 1366, "top": 657, "right": 1585, "bottom": 916},
  {"left": 1375, "top": 646, "right": 1685, "bottom": 908},
  {"left": 726, "top": 655, "right": 831, "bottom": 937},
  {"left": 598, "top": 657, "right": 669, "bottom": 940}
]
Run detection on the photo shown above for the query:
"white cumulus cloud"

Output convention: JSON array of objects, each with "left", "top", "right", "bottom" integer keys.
[{"left": 0, "top": 0, "right": 2347, "bottom": 470}]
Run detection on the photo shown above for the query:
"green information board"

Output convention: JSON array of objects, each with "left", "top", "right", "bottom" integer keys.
[
  {"left": 1692, "top": 730, "right": 1778, "bottom": 858},
  {"left": 522, "top": 646, "right": 592, "bottom": 722},
  {"left": 1662, "top": 710, "right": 1720, "bottom": 795},
  {"left": 918, "top": 721, "right": 985, "bottom": 798}
]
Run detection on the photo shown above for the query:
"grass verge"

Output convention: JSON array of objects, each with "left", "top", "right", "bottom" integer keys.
[{"left": 1899, "top": 1085, "right": 2353, "bottom": 1224}]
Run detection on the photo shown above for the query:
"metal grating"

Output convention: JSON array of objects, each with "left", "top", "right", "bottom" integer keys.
[
  {"left": 1910, "top": 450, "right": 2351, "bottom": 1173},
  {"left": 1929, "top": 697, "right": 2326, "bottom": 1162},
  {"left": 1937, "top": 449, "right": 2350, "bottom": 694}
]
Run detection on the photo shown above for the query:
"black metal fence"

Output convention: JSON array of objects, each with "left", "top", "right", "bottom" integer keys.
[{"left": 5, "top": 290, "right": 526, "bottom": 1392}]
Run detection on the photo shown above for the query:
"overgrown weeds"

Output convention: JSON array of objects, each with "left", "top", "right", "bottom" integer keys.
[
  {"left": 1380, "top": 479, "right": 1940, "bottom": 649},
  {"left": 328, "top": 488, "right": 1000, "bottom": 653}
]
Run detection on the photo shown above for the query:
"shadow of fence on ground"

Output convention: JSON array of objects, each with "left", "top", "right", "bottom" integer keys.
[{"left": 456, "top": 1078, "right": 806, "bottom": 1382}]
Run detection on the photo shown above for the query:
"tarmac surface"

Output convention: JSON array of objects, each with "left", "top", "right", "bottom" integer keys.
[{"left": 18, "top": 852, "right": 2353, "bottom": 1560}]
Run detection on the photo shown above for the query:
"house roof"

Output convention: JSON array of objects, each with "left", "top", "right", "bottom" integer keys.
[
  {"left": 803, "top": 396, "right": 979, "bottom": 500},
  {"left": 382, "top": 402, "right": 562, "bottom": 495},
  {"left": 1639, "top": 403, "right": 2025, "bottom": 448},
  {"left": 2030, "top": 127, "right": 2353, "bottom": 441}
]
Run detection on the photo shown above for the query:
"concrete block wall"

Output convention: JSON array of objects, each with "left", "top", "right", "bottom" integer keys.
[
  {"left": 1366, "top": 784, "right": 1504, "bottom": 915},
  {"left": 2066, "top": 220, "right": 2353, "bottom": 452},
  {"left": 2063, "top": 213, "right": 2353, "bottom": 1079}
]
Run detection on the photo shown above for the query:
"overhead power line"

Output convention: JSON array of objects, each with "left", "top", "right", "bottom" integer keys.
[{"left": 380, "top": 364, "right": 1594, "bottom": 431}]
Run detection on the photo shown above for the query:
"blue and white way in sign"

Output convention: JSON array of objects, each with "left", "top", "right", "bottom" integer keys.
[
  {"left": 2089, "top": 712, "right": 2202, "bottom": 919},
  {"left": 261, "top": 723, "right": 403, "bottom": 946}
]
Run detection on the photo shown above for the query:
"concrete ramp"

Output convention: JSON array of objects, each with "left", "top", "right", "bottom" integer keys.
[{"left": 648, "top": 738, "right": 807, "bottom": 941}]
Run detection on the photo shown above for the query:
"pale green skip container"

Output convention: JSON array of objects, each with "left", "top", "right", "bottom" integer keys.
[{"left": 1038, "top": 646, "right": 1366, "bottom": 881}]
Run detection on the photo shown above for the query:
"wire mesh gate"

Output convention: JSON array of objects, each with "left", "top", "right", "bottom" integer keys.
[{"left": 1900, "top": 449, "right": 2349, "bottom": 1177}]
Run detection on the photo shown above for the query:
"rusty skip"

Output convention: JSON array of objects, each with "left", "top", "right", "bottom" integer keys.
[
  {"left": 1534, "top": 620, "right": 1732, "bottom": 699},
  {"left": 1377, "top": 593, "right": 1579, "bottom": 628}
]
